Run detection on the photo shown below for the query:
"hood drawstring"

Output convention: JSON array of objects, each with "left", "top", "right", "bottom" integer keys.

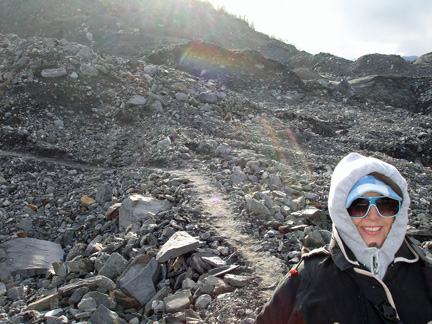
[{"left": 372, "top": 250, "right": 380, "bottom": 276}]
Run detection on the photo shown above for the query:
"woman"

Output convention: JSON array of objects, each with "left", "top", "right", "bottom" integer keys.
[{"left": 255, "top": 152, "right": 432, "bottom": 324}]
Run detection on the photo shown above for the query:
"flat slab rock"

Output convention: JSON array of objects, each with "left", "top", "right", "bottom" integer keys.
[
  {"left": 0, "top": 238, "right": 64, "bottom": 278},
  {"left": 119, "top": 194, "right": 172, "bottom": 231},
  {"left": 156, "top": 231, "right": 200, "bottom": 263}
]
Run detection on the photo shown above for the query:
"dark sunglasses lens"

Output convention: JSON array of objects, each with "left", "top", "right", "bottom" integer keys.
[
  {"left": 347, "top": 198, "right": 370, "bottom": 217},
  {"left": 375, "top": 198, "right": 399, "bottom": 216}
]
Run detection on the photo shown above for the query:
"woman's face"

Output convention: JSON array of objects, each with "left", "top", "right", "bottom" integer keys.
[{"left": 351, "top": 192, "right": 395, "bottom": 248}]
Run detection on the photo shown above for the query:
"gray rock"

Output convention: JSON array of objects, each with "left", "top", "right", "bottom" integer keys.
[
  {"left": 45, "top": 315, "right": 68, "bottom": 324},
  {"left": 76, "top": 46, "right": 91, "bottom": 59},
  {"left": 85, "top": 235, "right": 103, "bottom": 255},
  {"left": 215, "top": 143, "right": 231, "bottom": 157},
  {"left": 65, "top": 243, "right": 87, "bottom": 261},
  {"left": 182, "top": 277, "right": 197, "bottom": 289},
  {"left": 267, "top": 174, "right": 283, "bottom": 190},
  {"left": 16, "top": 56, "right": 28, "bottom": 67},
  {"left": 156, "top": 231, "right": 200, "bottom": 263},
  {"left": 45, "top": 309, "right": 64, "bottom": 317},
  {"left": 319, "top": 230, "right": 332, "bottom": 244},
  {"left": 163, "top": 290, "right": 191, "bottom": 313},
  {"left": 254, "top": 192, "right": 275, "bottom": 210},
  {"left": 304, "top": 192, "right": 319, "bottom": 200},
  {"left": 16, "top": 218, "right": 33, "bottom": 232},
  {"left": 69, "top": 259, "right": 91, "bottom": 274},
  {"left": 144, "top": 286, "right": 173, "bottom": 315},
  {"left": 201, "top": 256, "right": 226, "bottom": 267},
  {"left": 304, "top": 230, "right": 326, "bottom": 248},
  {"left": 95, "top": 184, "right": 113, "bottom": 204},
  {"left": 162, "top": 226, "right": 176, "bottom": 237},
  {"left": 201, "top": 275, "right": 230, "bottom": 295},
  {"left": 194, "top": 294, "right": 212, "bottom": 310},
  {"left": 199, "top": 92, "right": 218, "bottom": 104},
  {"left": 7, "top": 285, "right": 26, "bottom": 300},
  {"left": 223, "top": 274, "right": 248, "bottom": 287},
  {"left": 150, "top": 100, "right": 164, "bottom": 113},
  {"left": 197, "top": 140, "right": 216, "bottom": 154},
  {"left": 98, "top": 252, "right": 127, "bottom": 279},
  {"left": 246, "top": 161, "right": 261, "bottom": 174},
  {"left": 95, "top": 64, "right": 108, "bottom": 74},
  {"left": 127, "top": 95, "right": 147, "bottom": 106},
  {"left": 337, "top": 78, "right": 354, "bottom": 96},
  {"left": 0, "top": 238, "right": 64, "bottom": 278},
  {"left": 151, "top": 300, "right": 165, "bottom": 313},
  {"left": 58, "top": 276, "right": 116, "bottom": 295},
  {"left": 52, "top": 262, "right": 69, "bottom": 279},
  {"left": 190, "top": 254, "right": 211, "bottom": 274},
  {"left": 293, "top": 67, "right": 321, "bottom": 81},
  {"left": 105, "top": 203, "right": 121, "bottom": 220},
  {"left": 231, "top": 168, "right": 248, "bottom": 185},
  {"left": 245, "top": 196, "right": 271, "bottom": 219},
  {"left": 117, "top": 256, "right": 159, "bottom": 305},
  {"left": 70, "top": 71, "right": 79, "bottom": 79},
  {"left": 62, "top": 43, "right": 80, "bottom": 54},
  {"left": 175, "top": 92, "right": 189, "bottom": 102},
  {"left": 301, "top": 207, "right": 329, "bottom": 229},
  {"left": 157, "top": 136, "right": 171, "bottom": 149},
  {"left": 69, "top": 287, "right": 90, "bottom": 304},
  {"left": 80, "top": 64, "right": 99, "bottom": 77},
  {"left": 88, "top": 304, "right": 127, "bottom": 324},
  {"left": 77, "top": 296, "right": 97, "bottom": 311},
  {"left": 41, "top": 67, "right": 67, "bottom": 78},
  {"left": 27, "top": 293, "right": 60, "bottom": 311},
  {"left": 292, "top": 196, "right": 306, "bottom": 210},
  {"left": 119, "top": 194, "right": 172, "bottom": 231},
  {"left": 83, "top": 291, "right": 116, "bottom": 310},
  {"left": 0, "top": 283, "right": 6, "bottom": 296},
  {"left": 178, "top": 270, "right": 195, "bottom": 289},
  {"left": 54, "top": 119, "right": 64, "bottom": 129},
  {"left": 168, "top": 178, "right": 189, "bottom": 186}
]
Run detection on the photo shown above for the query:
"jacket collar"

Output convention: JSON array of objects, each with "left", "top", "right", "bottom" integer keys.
[
  {"left": 329, "top": 232, "right": 358, "bottom": 271},
  {"left": 329, "top": 233, "right": 419, "bottom": 272}
]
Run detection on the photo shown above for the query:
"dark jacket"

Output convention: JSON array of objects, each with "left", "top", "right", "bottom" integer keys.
[{"left": 255, "top": 237, "right": 432, "bottom": 324}]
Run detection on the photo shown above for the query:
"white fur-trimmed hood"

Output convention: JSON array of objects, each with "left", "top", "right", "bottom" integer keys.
[{"left": 328, "top": 153, "right": 410, "bottom": 279}]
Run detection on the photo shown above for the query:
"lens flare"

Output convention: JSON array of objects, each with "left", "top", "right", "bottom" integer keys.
[{"left": 256, "top": 116, "right": 314, "bottom": 183}]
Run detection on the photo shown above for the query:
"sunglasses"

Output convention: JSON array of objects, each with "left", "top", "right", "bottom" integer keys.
[{"left": 347, "top": 196, "right": 401, "bottom": 218}]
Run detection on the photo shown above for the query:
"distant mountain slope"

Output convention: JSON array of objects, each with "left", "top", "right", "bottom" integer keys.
[
  {"left": 0, "top": 0, "right": 431, "bottom": 80},
  {"left": 0, "top": 0, "right": 299, "bottom": 59}
]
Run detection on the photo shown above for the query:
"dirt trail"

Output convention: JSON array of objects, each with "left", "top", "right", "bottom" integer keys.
[
  {"left": 172, "top": 168, "right": 287, "bottom": 302},
  {"left": 0, "top": 149, "right": 106, "bottom": 171},
  {"left": 0, "top": 148, "right": 286, "bottom": 308}
]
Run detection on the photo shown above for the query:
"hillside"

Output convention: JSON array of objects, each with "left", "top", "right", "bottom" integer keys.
[{"left": 0, "top": 1, "right": 431, "bottom": 323}]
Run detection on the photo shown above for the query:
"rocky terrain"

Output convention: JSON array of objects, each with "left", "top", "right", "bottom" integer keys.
[{"left": 0, "top": 0, "right": 432, "bottom": 323}]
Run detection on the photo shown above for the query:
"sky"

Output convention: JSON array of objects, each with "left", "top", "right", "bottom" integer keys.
[{"left": 207, "top": 0, "right": 432, "bottom": 60}]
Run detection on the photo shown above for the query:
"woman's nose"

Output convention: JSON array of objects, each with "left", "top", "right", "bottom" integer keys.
[{"left": 366, "top": 205, "right": 380, "bottom": 219}]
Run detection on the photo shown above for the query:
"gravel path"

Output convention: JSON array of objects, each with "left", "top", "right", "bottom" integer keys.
[{"left": 173, "top": 169, "right": 287, "bottom": 301}]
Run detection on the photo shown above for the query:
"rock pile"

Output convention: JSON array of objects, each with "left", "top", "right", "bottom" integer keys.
[
  {"left": 1, "top": 124, "right": 431, "bottom": 324},
  {"left": 0, "top": 155, "right": 253, "bottom": 323}
]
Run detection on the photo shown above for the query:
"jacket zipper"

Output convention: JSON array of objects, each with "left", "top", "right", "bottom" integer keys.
[{"left": 372, "top": 254, "right": 379, "bottom": 276}]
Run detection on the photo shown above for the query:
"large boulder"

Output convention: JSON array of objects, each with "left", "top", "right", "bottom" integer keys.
[
  {"left": 0, "top": 238, "right": 64, "bottom": 278},
  {"left": 117, "top": 256, "right": 160, "bottom": 305},
  {"left": 119, "top": 194, "right": 172, "bottom": 231},
  {"left": 156, "top": 231, "right": 200, "bottom": 263}
]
